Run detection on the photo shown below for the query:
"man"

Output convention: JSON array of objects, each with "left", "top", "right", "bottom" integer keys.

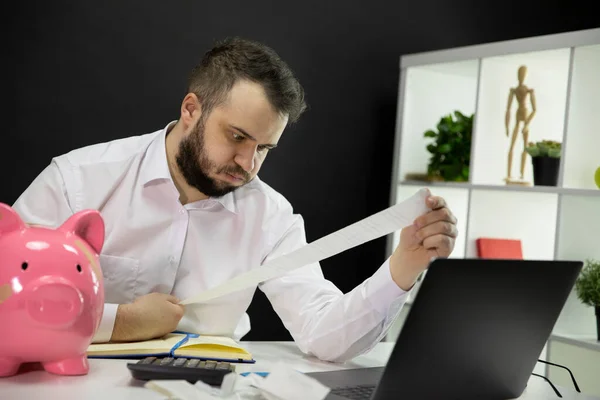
[{"left": 12, "top": 37, "right": 458, "bottom": 362}]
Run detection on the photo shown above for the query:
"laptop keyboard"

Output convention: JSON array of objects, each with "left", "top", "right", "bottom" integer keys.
[{"left": 330, "top": 384, "right": 376, "bottom": 400}]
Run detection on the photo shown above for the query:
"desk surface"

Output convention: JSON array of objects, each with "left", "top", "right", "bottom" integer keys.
[
  {"left": 0, "top": 341, "right": 597, "bottom": 400},
  {"left": 550, "top": 333, "right": 600, "bottom": 353}
]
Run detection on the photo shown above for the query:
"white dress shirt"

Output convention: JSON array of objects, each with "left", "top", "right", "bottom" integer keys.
[{"left": 12, "top": 121, "right": 411, "bottom": 362}]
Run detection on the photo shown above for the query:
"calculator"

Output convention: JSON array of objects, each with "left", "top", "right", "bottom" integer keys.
[{"left": 126, "top": 356, "right": 236, "bottom": 386}]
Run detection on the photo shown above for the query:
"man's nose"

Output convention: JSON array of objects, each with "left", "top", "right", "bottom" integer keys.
[{"left": 235, "top": 147, "right": 256, "bottom": 173}]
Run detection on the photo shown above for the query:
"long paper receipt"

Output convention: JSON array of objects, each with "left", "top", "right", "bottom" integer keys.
[{"left": 180, "top": 188, "right": 430, "bottom": 305}]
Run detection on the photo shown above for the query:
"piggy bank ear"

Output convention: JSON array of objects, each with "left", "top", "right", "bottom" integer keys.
[
  {"left": 0, "top": 203, "right": 26, "bottom": 236},
  {"left": 59, "top": 209, "right": 105, "bottom": 253}
]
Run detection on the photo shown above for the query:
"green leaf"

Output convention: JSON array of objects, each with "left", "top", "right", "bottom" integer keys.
[
  {"left": 426, "top": 144, "right": 437, "bottom": 153},
  {"left": 424, "top": 130, "right": 437, "bottom": 138},
  {"left": 450, "top": 123, "right": 464, "bottom": 133},
  {"left": 525, "top": 146, "right": 539, "bottom": 157},
  {"left": 548, "top": 148, "right": 561, "bottom": 158},
  {"left": 438, "top": 144, "right": 451, "bottom": 153},
  {"left": 454, "top": 110, "right": 465, "bottom": 122}
]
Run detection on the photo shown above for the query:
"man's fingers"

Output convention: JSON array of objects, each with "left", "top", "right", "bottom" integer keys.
[
  {"left": 171, "top": 302, "right": 185, "bottom": 314},
  {"left": 426, "top": 248, "right": 441, "bottom": 260},
  {"left": 427, "top": 195, "right": 447, "bottom": 210},
  {"left": 166, "top": 298, "right": 185, "bottom": 317},
  {"left": 422, "top": 234, "right": 455, "bottom": 257},
  {"left": 414, "top": 207, "right": 457, "bottom": 229},
  {"left": 165, "top": 294, "right": 182, "bottom": 304},
  {"left": 416, "top": 220, "right": 458, "bottom": 243}
]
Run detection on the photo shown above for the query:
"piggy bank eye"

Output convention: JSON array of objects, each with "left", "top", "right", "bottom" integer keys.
[
  {"left": 76, "top": 264, "right": 82, "bottom": 273},
  {"left": 21, "top": 262, "right": 28, "bottom": 271}
]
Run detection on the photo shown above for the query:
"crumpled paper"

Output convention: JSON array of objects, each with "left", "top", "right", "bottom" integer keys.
[{"left": 144, "top": 362, "right": 330, "bottom": 400}]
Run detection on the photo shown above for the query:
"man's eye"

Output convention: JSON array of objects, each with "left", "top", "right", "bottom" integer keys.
[
  {"left": 257, "top": 146, "right": 269, "bottom": 152},
  {"left": 232, "top": 132, "right": 244, "bottom": 141}
]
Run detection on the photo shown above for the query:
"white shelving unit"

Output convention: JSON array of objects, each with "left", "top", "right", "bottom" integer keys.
[{"left": 384, "top": 28, "right": 600, "bottom": 393}]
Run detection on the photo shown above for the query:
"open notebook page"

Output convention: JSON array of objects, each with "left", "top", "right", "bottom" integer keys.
[
  {"left": 175, "top": 335, "right": 252, "bottom": 360},
  {"left": 87, "top": 333, "right": 184, "bottom": 355}
]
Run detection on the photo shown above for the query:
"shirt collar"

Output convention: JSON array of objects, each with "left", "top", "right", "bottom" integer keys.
[
  {"left": 215, "top": 191, "right": 237, "bottom": 214},
  {"left": 140, "top": 120, "right": 238, "bottom": 214},
  {"left": 140, "top": 120, "right": 176, "bottom": 186}
]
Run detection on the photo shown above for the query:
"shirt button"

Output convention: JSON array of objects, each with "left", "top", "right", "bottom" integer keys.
[{"left": 180, "top": 209, "right": 185, "bottom": 214}]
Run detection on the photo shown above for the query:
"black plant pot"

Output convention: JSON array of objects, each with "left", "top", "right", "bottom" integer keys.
[
  {"left": 532, "top": 156, "right": 560, "bottom": 186},
  {"left": 596, "top": 307, "right": 600, "bottom": 342}
]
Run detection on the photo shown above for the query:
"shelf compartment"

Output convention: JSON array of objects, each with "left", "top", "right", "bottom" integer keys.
[
  {"left": 471, "top": 48, "right": 571, "bottom": 186},
  {"left": 465, "top": 189, "right": 558, "bottom": 260},
  {"left": 396, "top": 60, "right": 479, "bottom": 183},
  {"left": 561, "top": 44, "right": 600, "bottom": 190}
]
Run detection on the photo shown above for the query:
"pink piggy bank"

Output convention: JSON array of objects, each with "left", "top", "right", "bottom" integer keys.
[{"left": 0, "top": 203, "right": 105, "bottom": 377}]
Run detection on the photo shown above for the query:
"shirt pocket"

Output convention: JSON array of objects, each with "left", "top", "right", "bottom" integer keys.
[{"left": 98, "top": 254, "right": 140, "bottom": 304}]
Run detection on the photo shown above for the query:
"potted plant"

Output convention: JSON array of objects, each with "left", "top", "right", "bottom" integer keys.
[
  {"left": 524, "top": 140, "right": 561, "bottom": 186},
  {"left": 575, "top": 259, "right": 600, "bottom": 341},
  {"left": 423, "top": 110, "right": 473, "bottom": 182}
]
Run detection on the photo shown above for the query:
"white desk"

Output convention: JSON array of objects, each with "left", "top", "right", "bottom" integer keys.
[{"left": 0, "top": 341, "right": 597, "bottom": 400}]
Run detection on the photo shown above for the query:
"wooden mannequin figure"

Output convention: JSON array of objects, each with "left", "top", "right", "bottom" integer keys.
[{"left": 504, "top": 65, "right": 536, "bottom": 185}]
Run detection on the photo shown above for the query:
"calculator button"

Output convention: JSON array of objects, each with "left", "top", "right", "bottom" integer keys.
[
  {"left": 172, "top": 358, "right": 187, "bottom": 367},
  {"left": 140, "top": 357, "right": 156, "bottom": 364},
  {"left": 216, "top": 362, "right": 230, "bottom": 370},
  {"left": 204, "top": 361, "right": 216, "bottom": 370},
  {"left": 160, "top": 357, "right": 174, "bottom": 365},
  {"left": 198, "top": 361, "right": 207, "bottom": 368},
  {"left": 185, "top": 359, "right": 200, "bottom": 368}
]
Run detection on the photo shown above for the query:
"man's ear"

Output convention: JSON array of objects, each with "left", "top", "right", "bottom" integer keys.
[
  {"left": 58, "top": 209, "right": 105, "bottom": 254},
  {"left": 0, "top": 203, "right": 26, "bottom": 237},
  {"left": 181, "top": 93, "right": 203, "bottom": 127}
]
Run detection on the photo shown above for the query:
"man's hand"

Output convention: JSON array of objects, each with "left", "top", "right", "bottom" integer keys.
[
  {"left": 110, "top": 293, "right": 185, "bottom": 342},
  {"left": 390, "top": 194, "right": 458, "bottom": 291}
]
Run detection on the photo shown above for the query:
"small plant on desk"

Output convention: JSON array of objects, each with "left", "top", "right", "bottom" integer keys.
[{"left": 574, "top": 259, "right": 600, "bottom": 341}]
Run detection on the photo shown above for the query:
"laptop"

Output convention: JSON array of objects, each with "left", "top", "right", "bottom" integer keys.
[{"left": 306, "top": 258, "right": 583, "bottom": 400}]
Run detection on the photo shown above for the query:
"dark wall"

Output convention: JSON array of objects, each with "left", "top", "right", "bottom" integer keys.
[{"left": 6, "top": 1, "right": 596, "bottom": 340}]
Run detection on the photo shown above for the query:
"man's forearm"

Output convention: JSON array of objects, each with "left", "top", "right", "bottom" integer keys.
[
  {"left": 389, "top": 251, "right": 420, "bottom": 291},
  {"left": 110, "top": 304, "right": 137, "bottom": 342}
]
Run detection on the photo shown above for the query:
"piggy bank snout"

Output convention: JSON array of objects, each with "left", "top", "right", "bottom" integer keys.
[{"left": 27, "top": 278, "right": 84, "bottom": 327}]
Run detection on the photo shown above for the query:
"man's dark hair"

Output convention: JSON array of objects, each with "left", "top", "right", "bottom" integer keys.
[{"left": 187, "top": 37, "right": 307, "bottom": 124}]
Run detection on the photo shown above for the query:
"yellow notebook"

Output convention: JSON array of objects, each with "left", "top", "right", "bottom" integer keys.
[{"left": 86, "top": 332, "right": 254, "bottom": 363}]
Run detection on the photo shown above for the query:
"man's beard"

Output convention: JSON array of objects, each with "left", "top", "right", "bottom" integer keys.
[{"left": 175, "top": 118, "right": 251, "bottom": 197}]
